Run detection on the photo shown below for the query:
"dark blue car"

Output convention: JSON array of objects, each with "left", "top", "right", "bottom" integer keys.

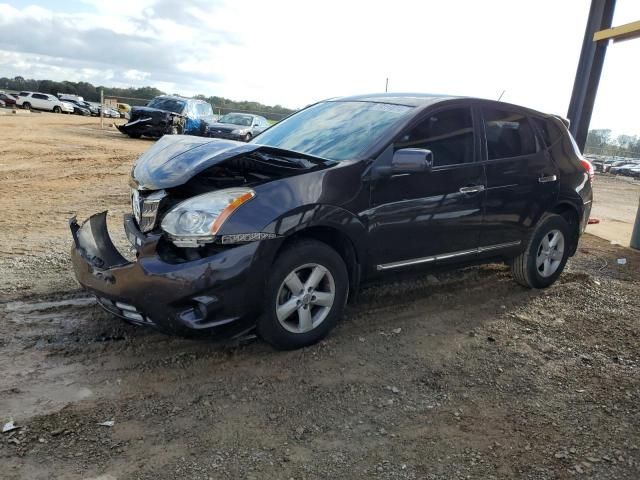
[{"left": 118, "top": 95, "right": 216, "bottom": 138}]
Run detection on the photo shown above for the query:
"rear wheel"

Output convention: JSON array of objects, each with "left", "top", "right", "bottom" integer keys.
[
  {"left": 53, "top": 106, "right": 61, "bottom": 114},
  {"left": 511, "top": 213, "right": 571, "bottom": 288},
  {"left": 258, "top": 239, "right": 348, "bottom": 350},
  {"left": 22, "top": 102, "right": 31, "bottom": 110}
]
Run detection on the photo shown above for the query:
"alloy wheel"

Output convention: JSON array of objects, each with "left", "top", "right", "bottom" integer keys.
[
  {"left": 536, "top": 229, "right": 565, "bottom": 278},
  {"left": 275, "top": 263, "right": 336, "bottom": 333}
]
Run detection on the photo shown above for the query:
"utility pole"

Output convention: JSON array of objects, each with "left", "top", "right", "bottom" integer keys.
[
  {"left": 568, "top": 0, "right": 640, "bottom": 250},
  {"left": 632, "top": 197, "right": 640, "bottom": 250},
  {"left": 100, "top": 88, "right": 104, "bottom": 130},
  {"left": 385, "top": 78, "right": 388, "bottom": 93}
]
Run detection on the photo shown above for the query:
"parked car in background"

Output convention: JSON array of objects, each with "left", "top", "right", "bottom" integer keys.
[
  {"left": 117, "top": 103, "right": 131, "bottom": 118},
  {"left": 0, "top": 92, "right": 18, "bottom": 107},
  {"left": 16, "top": 92, "right": 74, "bottom": 113},
  {"left": 58, "top": 93, "right": 85, "bottom": 103},
  {"left": 207, "top": 113, "right": 269, "bottom": 142},
  {"left": 63, "top": 99, "right": 91, "bottom": 116},
  {"left": 118, "top": 95, "right": 216, "bottom": 138},
  {"left": 610, "top": 163, "right": 638, "bottom": 175},
  {"left": 603, "top": 160, "right": 628, "bottom": 173},
  {"left": 102, "top": 106, "right": 120, "bottom": 118},
  {"left": 59, "top": 97, "right": 99, "bottom": 116},
  {"left": 71, "top": 93, "right": 593, "bottom": 350}
]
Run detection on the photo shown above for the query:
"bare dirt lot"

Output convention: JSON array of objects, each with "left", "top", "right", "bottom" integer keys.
[
  {"left": 587, "top": 175, "right": 640, "bottom": 246},
  {"left": 1, "top": 113, "right": 639, "bottom": 479}
]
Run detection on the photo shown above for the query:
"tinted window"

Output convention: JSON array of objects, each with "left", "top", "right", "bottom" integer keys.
[
  {"left": 253, "top": 101, "right": 413, "bottom": 161},
  {"left": 532, "top": 116, "right": 563, "bottom": 147},
  {"left": 146, "top": 97, "right": 186, "bottom": 114},
  {"left": 396, "top": 107, "right": 474, "bottom": 166},
  {"left": 33, "top": 93, "right": 48, "bottom": 100},
  {"left": 197, "top": 103, "right": 212, "bottom": 116},
  {"left": 484, "top": 108, "right": 537, "bottom": 159}
]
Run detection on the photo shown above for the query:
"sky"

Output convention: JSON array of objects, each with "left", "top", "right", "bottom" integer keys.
[{"left": 0, "top": 0, "right": 638, "bottom": 135}]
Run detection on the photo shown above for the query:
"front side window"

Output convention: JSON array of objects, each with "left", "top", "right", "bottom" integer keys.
[
  {"left": 396, "top": 107, "right": 474, "bottom": 166},
  {"left": 483, "top": 107, "right": 537, "bottom": 160},
  {"left": 33, "top": 93, "right": 47, "bottom": 100},
  {"left": 197, "top": 103, "right": 213, "bottom": 117},
  {"left": 253, "top": 101, "right": 413, "bottom": 161}
]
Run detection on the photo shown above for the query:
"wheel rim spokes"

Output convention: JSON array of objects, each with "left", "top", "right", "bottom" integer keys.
[
  {"left": 276, "top": 263, "right": 336, "bottom": 334},
  {"left": 536, "top": 229, "right": 565, "bottom": 278}
]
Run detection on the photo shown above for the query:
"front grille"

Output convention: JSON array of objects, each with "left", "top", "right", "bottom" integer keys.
[{"left": 131, "top": 189, "right": 166, "bottom": 232}]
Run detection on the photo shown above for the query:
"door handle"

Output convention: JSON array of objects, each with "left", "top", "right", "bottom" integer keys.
[
  {"left": 459, "top": 185, "right": 485, "bottom": 194},
  {"left": 538, "top": 175, "right": 557, "bottom": 183}
]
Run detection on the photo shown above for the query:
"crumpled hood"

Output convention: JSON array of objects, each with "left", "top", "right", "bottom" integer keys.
[{"left": 133, "top": 135, "right": 262, "bottom": 190}]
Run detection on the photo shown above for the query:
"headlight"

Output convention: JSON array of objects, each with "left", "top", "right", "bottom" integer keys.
[
  {"left": 231, "top": 128, "right": 247, "bottom": 135},
  {"left": 161, "top": 188, "right": 255, "bottom": 247}
]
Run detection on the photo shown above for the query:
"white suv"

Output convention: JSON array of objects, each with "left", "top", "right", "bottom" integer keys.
[{"left": 16, "top": 92, "right": 74, "bottom": 114}]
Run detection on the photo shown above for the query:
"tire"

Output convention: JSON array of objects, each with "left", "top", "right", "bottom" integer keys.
[
  {"left": 244, "top": 133, "right": 252, "bottom": 142},
  {"left": 53, "top": 106, "right": 61, "bottom": 114},
  {"left": 511, "top": 213, "right": 572, "bottom": 289},
  {"left": 22, "top": 102, "right": 31, "bottom": 110},
  {"left": 258, "top": 239, "right": 349, "bottom": 350},
  {"left": 127, "top": 133, "right": 142, "bottom": 139}
]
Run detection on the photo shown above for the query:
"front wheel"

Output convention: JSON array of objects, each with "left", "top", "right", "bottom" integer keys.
[
  {"left": 511, "top": 213, "right": 571, "bottom": 288},
  {"left": 258, "top": 239, "right": 348, "bottom": 350},
  {"left": 53, "top": 106, "right": 61, "bottom": 114},
  {"left": 243, "top": 133, "right": 252, "bottom": 142}
]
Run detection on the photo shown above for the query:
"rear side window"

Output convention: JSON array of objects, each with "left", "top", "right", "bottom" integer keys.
[
  {"left": 33, "top": 93, "right": 48, "bottom": 100},
  {"left": 531, "top": 117, "right": 564, "bottom": 147},
  {"left": 396, "top": 107, "right": 474, "bottom": 166},
  {"left": 483, "top": 107, "right": 537, "bottom": 160}
]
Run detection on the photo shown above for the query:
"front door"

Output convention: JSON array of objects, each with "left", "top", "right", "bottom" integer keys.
[
  {"left": 366, "top": 105, "right": 486, "bottom": 270},
  {"left": 479, "top": 106, "right": 559, "bottom": 248}
]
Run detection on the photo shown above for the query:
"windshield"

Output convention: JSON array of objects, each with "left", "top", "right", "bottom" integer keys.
[
  {"left": 251, "top": 101, "right": 413, "bottom": 161},
  {"left": 219, "top": 114, "right": 253, "bottom": 126},
  {"left": 146, "top": 98, "right": 186, "bottom": 114}
]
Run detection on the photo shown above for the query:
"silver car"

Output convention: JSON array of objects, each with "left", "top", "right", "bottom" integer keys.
[{"left": 206, "top": 113, "right": 270, "bottom": 142}]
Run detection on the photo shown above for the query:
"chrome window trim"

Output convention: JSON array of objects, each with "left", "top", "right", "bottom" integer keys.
[{"left": 376, "top": 240, "right": 521, "bottom": 271}]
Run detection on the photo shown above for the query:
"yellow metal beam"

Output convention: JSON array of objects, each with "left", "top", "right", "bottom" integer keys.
[{"left": 593, "top": 19, "right": 640, "bottom": 43}]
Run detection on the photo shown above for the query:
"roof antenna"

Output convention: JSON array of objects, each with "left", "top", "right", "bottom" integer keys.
[{"left": 497, "top": 89, "right": 506, "bottom": 101}]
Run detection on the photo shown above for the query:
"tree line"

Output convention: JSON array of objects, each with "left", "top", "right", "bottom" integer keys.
[
  {"left": 585, "top": 129, "right": 640, "bottom": 159},
  {"left": 0, "top": 76, "right": 295, "bottom": 120}
]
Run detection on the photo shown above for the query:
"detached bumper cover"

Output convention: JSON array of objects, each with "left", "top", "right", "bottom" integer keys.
[
  {"left": 70, "top": 212, "right": 270, "bottom": 335},
  {"left": 117, "top": 117, "right": 167, "bottom": 137}
]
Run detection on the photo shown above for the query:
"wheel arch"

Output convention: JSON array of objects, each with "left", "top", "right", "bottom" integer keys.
[
  {"left": 272, "top": 224, "right": 362, "bottom": 301},
  {"left": 549, "top": 201, "right": 581, "bottom": 256}
]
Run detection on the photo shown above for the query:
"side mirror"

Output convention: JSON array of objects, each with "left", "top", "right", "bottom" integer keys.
[{"left": 391, "top": 148, "right": 433, "bottom": 174}]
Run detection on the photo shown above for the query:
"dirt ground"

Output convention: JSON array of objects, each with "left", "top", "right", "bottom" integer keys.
[
  {"left": 587, "top": 175, "right": 640, "bottom": 247},
  {"left": 1, "top": 113, "right": 639, "bottom": 479}
]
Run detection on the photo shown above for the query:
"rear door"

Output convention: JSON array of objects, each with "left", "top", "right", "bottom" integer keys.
[
  {"left": 31, "top": 93, "right": 50, "bottom": 110},
  {"left": 479, "top": 105, "right": 559, "bottom": 248},
  {"left": 367, "top": 105, "right": 486, "bottom": 269}
]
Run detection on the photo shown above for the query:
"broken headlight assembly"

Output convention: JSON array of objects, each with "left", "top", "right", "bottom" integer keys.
[{"left": 160, "top": 188, "right": 255, "bottom": 248}]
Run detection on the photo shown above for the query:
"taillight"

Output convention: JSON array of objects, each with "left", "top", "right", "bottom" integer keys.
[{"left": 580, "top": 158, "right": 594, "bottom": 182}]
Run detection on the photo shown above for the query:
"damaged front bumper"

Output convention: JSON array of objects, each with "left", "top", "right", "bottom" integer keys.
[
  {"left": 118, "top": 117, "right": 171, "bottom": 137},
  {"left": 69, "top": 212, "right": 269, "bottom": 336}
]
